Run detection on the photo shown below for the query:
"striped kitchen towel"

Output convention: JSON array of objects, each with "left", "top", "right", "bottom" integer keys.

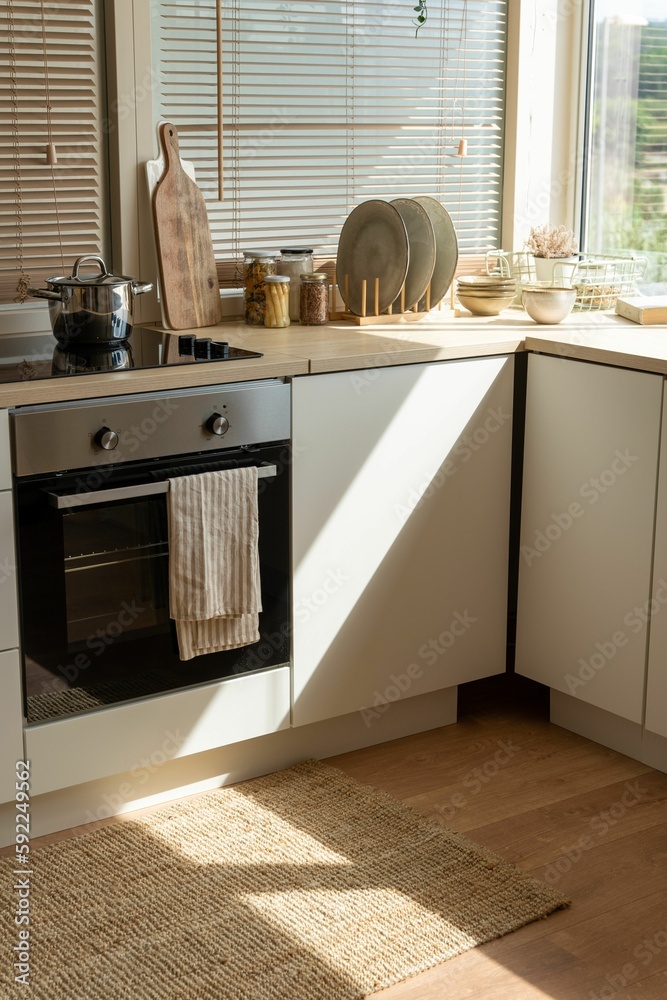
[{"left": 167, "top": 467, "right": 261, "bottom": 660}]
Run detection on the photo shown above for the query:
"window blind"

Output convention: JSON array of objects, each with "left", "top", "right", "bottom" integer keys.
[
  {"left": 0, "top": 0, "right": 106, "bottom": 304},
  {"left": 152, "top": 0, "right": 507, "bottom": 287}
]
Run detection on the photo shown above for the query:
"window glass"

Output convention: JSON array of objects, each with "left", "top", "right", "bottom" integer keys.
[{"left": 583, "top": 2, "right": 667, "bottom": 291}]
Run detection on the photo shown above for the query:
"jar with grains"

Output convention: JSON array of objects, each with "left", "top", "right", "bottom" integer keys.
[
  {"left": 299, "top": 272, "right": 330, "bottom": 325},
  {"left": 263, "top": 275, "right": 290, "bottom": 328},
  {"left": 243, "top": 250, "right": 277, "bottom": 325},
  {"left": 277, "top": 248, "right": 314, "bottom": 321}
]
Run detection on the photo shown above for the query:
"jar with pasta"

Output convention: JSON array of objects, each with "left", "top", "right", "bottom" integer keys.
[
  {"left": 243, "top": 250, "right": 277, "bottom": 326},
  {"left": 263, "top": 275, "right": 290, "bottom": 328},
  {"left": 299, "top": 272, "right": 330, "bottom": 325}
]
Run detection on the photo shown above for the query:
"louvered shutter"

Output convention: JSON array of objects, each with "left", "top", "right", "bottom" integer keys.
[{"left": 0, "top": 0, "right": 106, "bottom": 304}]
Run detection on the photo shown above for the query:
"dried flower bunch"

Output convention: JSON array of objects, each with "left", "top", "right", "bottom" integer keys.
[{"left": 525, "top": 224, "right": 579, "bottom": 259}]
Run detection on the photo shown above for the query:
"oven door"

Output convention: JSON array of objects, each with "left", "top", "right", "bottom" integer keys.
[{"left": 15, "top": 444, "right": 290, "bottom": 724}]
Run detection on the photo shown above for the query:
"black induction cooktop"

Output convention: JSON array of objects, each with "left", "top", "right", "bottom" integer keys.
[{"left": 0, "top": 329, "right": 262, "bottom": 384}]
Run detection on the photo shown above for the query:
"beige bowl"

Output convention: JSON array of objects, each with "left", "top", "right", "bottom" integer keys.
[
  {"left": 457, "top": 275, "right": 515, "bottom": 289},
  {"left": 457, "top": 287, "right": 516, "bottom": 298},
  {"left": 522, "top": 285, "right": 576, "bottom": 324},
  {"left": 458, "top": 291, "right": 515, "bottom": 316}
]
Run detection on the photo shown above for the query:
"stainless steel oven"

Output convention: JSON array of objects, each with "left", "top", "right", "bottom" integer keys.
[{"left": 11, "top": 379, "right": 291, "bottom": 725}]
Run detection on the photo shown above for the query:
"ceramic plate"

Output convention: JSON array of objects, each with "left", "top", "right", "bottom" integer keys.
[
  {"left": 390, "top": 198, "right": 436, "bottom": 311},
  {"left": 337, "top": 200, "right": 409, "bottom": 316},
  {"left": 412, "top": 196, "right": 459, "bottom": 309}
]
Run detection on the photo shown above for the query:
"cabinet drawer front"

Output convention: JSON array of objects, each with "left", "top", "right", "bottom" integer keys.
[
  {"left": 25, "top": 666, "right": 291, "bottom": 795},
  {"left": 0, "top": 649, "right": 24, "bottom": 805}
]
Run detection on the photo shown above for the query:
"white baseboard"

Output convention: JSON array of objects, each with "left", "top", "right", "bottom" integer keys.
[{"left": 550, "top": 689, "right": 667, "bottom": 772}]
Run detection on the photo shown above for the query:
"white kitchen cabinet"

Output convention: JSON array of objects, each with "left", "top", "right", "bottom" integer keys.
[
  {"left": 0, "top": 649, "right": 24, "bottom": 804},
  {"left": 291, "top": 356, "right": 514, "bottom": 728},
  {"left": 0, "top": 408, "right": 18, "bottom": 651},
  {"left": 0, "top": 410, "right": 10, "bottom": 491},
  {"left": 516, "top": 355, "right": 662, "bottom": 724},
  {"left": 0, "top": 491, "right": 19, "bottom": 651},
  {"left": 645, "top": 380, "right": 667, "bottom": 739}
]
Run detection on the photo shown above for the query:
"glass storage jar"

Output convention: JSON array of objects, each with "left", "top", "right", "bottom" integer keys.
[
  {"left": 277, "top": 248, "right": 314, "bottom": 321},
  {"left": 243, "top": 250, "right": 277, "bottom": 325},
  {"left": 263, "top": 275, "right": 291, "bottom": 328},
  {"left": 299, "top": 272, "right": 330, "bottom": 325}
]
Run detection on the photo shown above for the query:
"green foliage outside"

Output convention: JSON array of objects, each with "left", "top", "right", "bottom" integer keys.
[{"left": 591, "top": 21, "right": 667, "bottom": 286}]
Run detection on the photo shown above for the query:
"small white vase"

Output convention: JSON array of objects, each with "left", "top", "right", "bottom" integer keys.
[{"left": 532, "top": 255, "right": 579, "bottom": 287}]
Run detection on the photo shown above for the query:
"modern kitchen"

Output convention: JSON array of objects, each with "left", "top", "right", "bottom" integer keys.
[{"left": 1, "top": 2, "right": 667, "bottom": 998}]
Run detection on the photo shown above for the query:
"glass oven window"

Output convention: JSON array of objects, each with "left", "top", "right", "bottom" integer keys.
[{"left": 63, "top": 500, "right": 169, "bottom": 647}]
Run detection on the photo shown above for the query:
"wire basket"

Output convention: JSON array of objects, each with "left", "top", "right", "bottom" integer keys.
[{"left": 485, "top": 251, "right": 649, "bottom": 311}]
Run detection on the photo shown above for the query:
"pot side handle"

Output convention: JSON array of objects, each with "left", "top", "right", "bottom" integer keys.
[
  {"left": 27, "top": 287, "right": 62, "bottom": 301},
  {"left": 131, "top": 282, "right": 154, "bottom": 296}
]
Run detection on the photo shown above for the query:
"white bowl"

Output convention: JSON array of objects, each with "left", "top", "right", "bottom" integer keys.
[{"left": 522, "top": 286, "right": 577, "bottom": 324}]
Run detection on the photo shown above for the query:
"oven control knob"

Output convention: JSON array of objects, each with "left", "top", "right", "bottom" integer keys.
[
  {"left": 206, "top": 413, "right": 229, "bottom": 436},
  {"left": 94, "top": 426, "right": 119, "bottom": 451}
]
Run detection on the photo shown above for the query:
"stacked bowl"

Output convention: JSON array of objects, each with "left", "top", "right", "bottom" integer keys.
[{"left": 456, "top": 274, "right": 517, "bottom": 316}]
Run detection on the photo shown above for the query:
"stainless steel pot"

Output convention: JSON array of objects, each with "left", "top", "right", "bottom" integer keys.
[{"left": 28, "top": 255, "right": 152, "bottom": 345}]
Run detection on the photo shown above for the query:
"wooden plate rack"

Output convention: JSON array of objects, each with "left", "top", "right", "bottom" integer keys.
[{"left": 333, "top": 272, "right": 449, "bottom": 325}]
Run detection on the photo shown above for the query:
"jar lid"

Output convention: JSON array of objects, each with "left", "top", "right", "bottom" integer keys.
[
  {"left": 301, "top": 272, "right": 329, "bottom": 282},
  {"left": 243, "top": 249, "right": 278, "bottom": 259},
  {"left": 264, "top": 274, "right": 290, "bottom": 283},
  {"left": 280, "top": 247, "right": 314, "bottom": 255}
]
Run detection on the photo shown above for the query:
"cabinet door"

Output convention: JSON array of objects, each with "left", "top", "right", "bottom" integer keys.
[
  {"left": 0, "top": 410, "right": 10, "bottom": 491},
  {"left": 0, "top": 491, "right": 18, "bottom": 651},
  {"left": 0, "top": 649, "right": 24, "bottom": 804},
  {"left": 292, "top": 356, "right": 514, "bottom": 728},
  {"left": 516, "top": 355, "right": 662, "bottom": 723},
  {"left": 645, "top": 380, "right": 667, "bottom": 738}
]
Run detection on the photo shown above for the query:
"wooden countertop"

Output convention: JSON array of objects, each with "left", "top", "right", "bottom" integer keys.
[{"left": 2, "top": 307, "right": 667, "bottom": 408}]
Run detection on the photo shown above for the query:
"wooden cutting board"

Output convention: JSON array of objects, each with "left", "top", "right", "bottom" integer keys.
[{"left": 152, "top": 122, "right": 222, "bottom": 330}]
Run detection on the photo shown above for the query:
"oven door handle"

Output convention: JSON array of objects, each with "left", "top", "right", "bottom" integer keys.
[{"left": 47, "top": 463, "right": 278, "bottom": 510}]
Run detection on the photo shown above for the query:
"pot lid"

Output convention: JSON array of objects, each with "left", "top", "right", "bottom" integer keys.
[{"left": 47, "top": 255, "right": 136, "bottom": 287}]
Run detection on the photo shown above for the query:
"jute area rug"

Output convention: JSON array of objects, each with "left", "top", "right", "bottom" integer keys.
[{"left": 1, "top": 760, "right": 568, "bottom": 999}]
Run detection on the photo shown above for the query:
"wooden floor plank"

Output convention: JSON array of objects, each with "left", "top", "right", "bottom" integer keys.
[
  {"left": 9, "top": 672, "right": 667, "bottom": 998},
  {"left": 466, "top": 768, "right": 667, "bottom": 868}
]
